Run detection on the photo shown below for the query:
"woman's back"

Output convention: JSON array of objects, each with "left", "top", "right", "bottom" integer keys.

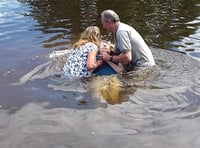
[{"left": 62, "top": 42, "right": 98, "bottom": 78}]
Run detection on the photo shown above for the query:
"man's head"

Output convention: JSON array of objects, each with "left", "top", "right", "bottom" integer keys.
[{"left": 101, "top": 10, "right": 120, "bottom": 33}]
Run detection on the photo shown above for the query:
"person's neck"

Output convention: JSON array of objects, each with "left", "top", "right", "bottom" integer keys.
[{"left": 113, "top": 21, "right": 120, "bottom": 34}]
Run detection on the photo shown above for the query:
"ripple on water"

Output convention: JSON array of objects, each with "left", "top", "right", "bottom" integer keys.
[
  {"left": 5, "top": 48, "right": 200, "bottom": 148},
  {"left": 12, "top": 48, "right": 200, "bottom": 110},
  {"left": 128, "top": 48, "right": 200, "bottom": 114}
]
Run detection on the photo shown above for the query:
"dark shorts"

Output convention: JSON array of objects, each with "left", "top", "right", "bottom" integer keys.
[{"left": 94, "top": 62, "right": 117, "bottom": 76}]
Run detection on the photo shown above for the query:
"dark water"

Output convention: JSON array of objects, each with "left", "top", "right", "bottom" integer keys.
[{"left": 0, "top": 0, "right": 200, "bottom": 148}]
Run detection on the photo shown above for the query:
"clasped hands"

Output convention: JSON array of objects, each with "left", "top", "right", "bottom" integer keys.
[
  {"left": 99, "top": 52, "right": 111, "bottom": 62},
  {"left": 98, "top": 42, "right": 112, "bottom": 62}
]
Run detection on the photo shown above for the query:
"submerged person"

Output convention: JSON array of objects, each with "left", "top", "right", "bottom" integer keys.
[
  {"left": 100, "top": 9, "right": 155, "bottom": 71},
  {"left": 62, "top": 26, "right": 103, "bottom": 78},
  {"left": 94, "top": 40, "right": 123, "bottom": 75}
]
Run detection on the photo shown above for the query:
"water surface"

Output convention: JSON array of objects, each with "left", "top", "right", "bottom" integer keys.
[{"left": 0, "top": 0, "right": 200, "bottom": 148}]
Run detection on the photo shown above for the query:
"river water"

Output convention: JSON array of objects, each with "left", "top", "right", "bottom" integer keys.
[{"left": 0, "top": 0, "right": 200, "bottom": 148}]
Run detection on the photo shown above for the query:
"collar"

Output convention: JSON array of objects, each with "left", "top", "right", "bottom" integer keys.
[{"left": 114, "top": 22, "right": 120, "bottom": 35}]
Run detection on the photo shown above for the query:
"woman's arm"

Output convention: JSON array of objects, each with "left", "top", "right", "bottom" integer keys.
[{"left": 86, "top": 50, "right": 103, "bottom": 70}]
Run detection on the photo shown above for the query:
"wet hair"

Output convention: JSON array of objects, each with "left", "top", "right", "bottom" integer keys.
[
  {"left": 73, "top": 26, "right": 100, "bottom": 49},
  {"left": 100, "top": 40, "right": 114, "bottom": 52},
  {"left": 101, "top": 9, "right": 120, "bottom": 23}
]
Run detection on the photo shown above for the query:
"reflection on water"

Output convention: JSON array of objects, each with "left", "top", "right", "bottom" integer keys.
[
  {"left": 0, "top": 76, "right": 200, "bottom": 148},
  {"left": 17, "top": 0, "right": 200, "bottom": 57},
  {"left": 1, "top": 0, "right": 200, "bottom": 147},
  {"left": 9, "top": 47, "right": 200, "bottom": 109},
  {"left": 89, "top": 76, "right": 131, "bottom": 105},
  {"left": 172, "top": 15, "right": 200, "bottom": 56}
]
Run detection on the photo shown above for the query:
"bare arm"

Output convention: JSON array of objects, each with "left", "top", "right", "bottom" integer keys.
[
  {"left": 101, "top": 51, "right": 131, "bottom": 64},
  {"left": 86, "top": 50, "right": 103, "bottom": 70}
]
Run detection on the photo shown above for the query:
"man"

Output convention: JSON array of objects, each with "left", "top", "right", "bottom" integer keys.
[{"left": 100, "top": 9, "right": 155, "bottom": 71}]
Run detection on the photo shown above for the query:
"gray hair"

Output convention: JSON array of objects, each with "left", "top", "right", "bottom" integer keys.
[{"left": 101, "top": 9, "right": 120, "bottom": 23}]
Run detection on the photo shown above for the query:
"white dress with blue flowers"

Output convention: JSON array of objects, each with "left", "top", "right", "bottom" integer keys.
[{"left": 62, "top": 42, "right": 98, "bottom": 78}]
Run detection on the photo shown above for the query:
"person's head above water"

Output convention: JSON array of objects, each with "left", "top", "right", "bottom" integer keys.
[
  {"left": 73, "top": 26, "right": 100, "bottom": 49},
  {"left": 101, "top": 9, "right": 120, "bottom": 33},
  {"left": 101, "top": 9, "right": 120, "bottom": 23},
  {"left": 99, "top": 40, "right": 114, "bottom": 54}
]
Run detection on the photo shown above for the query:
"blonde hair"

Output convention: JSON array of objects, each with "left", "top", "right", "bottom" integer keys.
[
  {"left": 100, "top": 40, "right": 114, "bottom": 52},
  {"left": 72, "top": 26, "right": 100, "bottom": 49}
]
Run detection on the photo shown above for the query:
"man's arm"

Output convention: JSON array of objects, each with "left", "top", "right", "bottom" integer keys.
[{"left": 101, "top": 51, "right": 131, "bottom": 64}]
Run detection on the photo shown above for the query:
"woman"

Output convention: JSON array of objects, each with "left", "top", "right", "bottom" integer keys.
[{"left": 62, "top": 26, "right": 103, "bottom": 78}]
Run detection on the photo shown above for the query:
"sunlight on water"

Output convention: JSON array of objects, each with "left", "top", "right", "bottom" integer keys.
[
  {"left": 170, "top": 11, "right": 200, "bottom": 60},
  {"left": 1, "top": 0, "right": 200, "bottom": 147}
]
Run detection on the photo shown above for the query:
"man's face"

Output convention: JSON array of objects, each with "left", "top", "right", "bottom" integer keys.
[{"left": 101, "top": 19, "right": 111, "bottom": 33}]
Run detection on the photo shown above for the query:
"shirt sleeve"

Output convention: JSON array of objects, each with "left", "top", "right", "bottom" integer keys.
[
  {"left": 116, "top": 30, "right": 131, "bottom": 53},
  {"left": 87, "top": 42, "right": 98, "bottom": 52}
]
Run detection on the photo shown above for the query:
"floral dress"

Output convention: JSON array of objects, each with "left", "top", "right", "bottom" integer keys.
[{"left": 62, "top": 42, "right": 98, "bottom": 78}]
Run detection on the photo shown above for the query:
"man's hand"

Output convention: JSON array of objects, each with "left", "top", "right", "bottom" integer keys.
[{"left": 100, "top": 52, "right": 111, "bottom": 62}]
